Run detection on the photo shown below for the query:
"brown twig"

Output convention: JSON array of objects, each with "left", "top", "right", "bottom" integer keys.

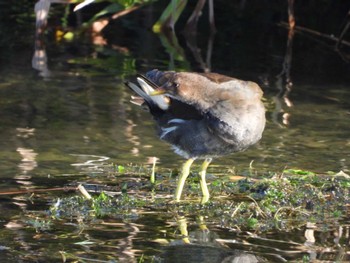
[
  {"left": 91, "top": 5, "right": 142, "bottom": 35},
  {"left": 111, "top": 5, "right": 141, "bottom": 20},
  {"left": 279, "top": 22, "right": 350, "bottom": 48},
  {"left": 287, "top": 0, "right": 295, "bottom": 31},
  {"left": 336, "top": 9, "right": 350, "bottom": 49},
  {"left": 0, "top": 186, "right": 77, "bottom": 196}
]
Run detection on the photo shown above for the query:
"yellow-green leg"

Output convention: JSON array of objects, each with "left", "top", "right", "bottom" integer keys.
[
  {"left": 175, "top": 158, "right": 195, "bottom": 202},
  {"left": 198, "top": 216, "right": 208, "bottom": 231},
  {"left": 177, "top": 216, "right": 190, "bottom": 244},
  {"left": 199, "top": 158, "right": 212, "bottom": 204}
]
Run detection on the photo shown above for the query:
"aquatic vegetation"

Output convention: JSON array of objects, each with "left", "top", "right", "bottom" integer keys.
[
  {"left": 44, "top": 166, "right": 350, "bottom": 233},
  {"left": 50, "top": 191, "right": 148, "bottom": 221},
  {"left": 26, "top": 218, "right": 52, "bottom": 232}
]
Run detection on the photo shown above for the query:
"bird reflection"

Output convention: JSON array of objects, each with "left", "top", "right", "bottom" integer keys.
[{"left": 158, "top": 216, "right": 262, "bottom": 263}]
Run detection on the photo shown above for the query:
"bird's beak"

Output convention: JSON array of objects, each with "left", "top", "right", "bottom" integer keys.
[{"left": 149, "top": 88, "right": 166, "bottom": 96}]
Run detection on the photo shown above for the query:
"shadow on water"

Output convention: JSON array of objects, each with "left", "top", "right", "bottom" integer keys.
[{"left": 0, "top": 0, "right": 350, "bottom": 262}]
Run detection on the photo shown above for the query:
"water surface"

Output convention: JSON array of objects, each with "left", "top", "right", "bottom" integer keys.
[{"left": 0, "top": 1, "right": 349, "bottom": 262}]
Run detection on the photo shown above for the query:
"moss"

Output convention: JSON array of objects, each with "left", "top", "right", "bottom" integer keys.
[{"left": 32, "top": 167, "right": 349, "bottom": 232}]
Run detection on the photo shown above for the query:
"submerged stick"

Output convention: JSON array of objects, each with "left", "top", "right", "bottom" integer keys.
[
  {"left": 78, "top": 184, "right": 92, "bottom": 200},
  {"left": 150, "top": 157, "right": 157, "bottom": 184},
  {"left": 0, "top": 186, "right": 76, "bottom": 196}
]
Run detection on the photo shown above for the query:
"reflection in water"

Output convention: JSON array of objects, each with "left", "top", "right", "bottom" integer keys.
[
  {"left": 303, "top": 223, "right": 350, "bottom": 262},
  {"left": 5, "top": 128, "right": 39, "bottom": 245},
  {"left": 33, "top": 0, "right": 56, "bottom": 78},
  {"left": 186, "top": 0, "right": 216, "bottom": 33},
  {"left": 215, "top": 224, "right": 350, "bottom": 262},
  {"left": 272, "top": 1, "right": 296, "bottom": 128},
  {"left": 0, "top": 2, "right": 348, "bottom": 262},
  {"left": 159, "top": 215, "right": 262, "bottom": 263},
  {"left": 16, "top": 147, "right": 37, "bottom": 184},
  {"left": 125, "top": 119, "right": 141, "bottom": 156},
  {"left": 16, "top": 128, "right": 35, "bottom": 139},
  {"left": 97, "top": 221, "right": 141, "bottom": 262},
  {"left": 32, "top": 40, "right": 50, "bottom": 79},
  {"left": 184, "top": 27, "right": 216, "bottom": 73},
  {"left": 70, "top": 154, "right": 110, "bottom": 176},
  {"left": 273, "top": 25, "right": 295, "bottom": 127},
  {"left": 304, "top": 222, "right": 316, "bottom": 260},
  {"left": 15, "top": 128, "right": 37, "bottom": 186},
  {"left": 160, "top": 243, "right": 260, "bottom": 263},
  {"left": 156, "top": 4, "right": 216, "bottom": 73},
  {"left": 183, "top": 0, "right": 216, "bottom": 73},
  {"left": 145, "top": 0, "right": 217, "bottom": 71}
]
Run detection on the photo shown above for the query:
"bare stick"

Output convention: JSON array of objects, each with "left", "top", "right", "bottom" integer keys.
[
  {"left": 279, "top": 22, "right": 350, "bottom": 47},
  {"left": 0, "top": 187, "right": 76, "bottom": 196}
]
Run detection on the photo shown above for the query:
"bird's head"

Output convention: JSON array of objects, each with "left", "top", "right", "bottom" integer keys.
[
  {"left": 150, "top": 72, "right": 202, "bottom": 102},
  {"left": 148, "top": 71, "right": 183, "bottom": 98}
]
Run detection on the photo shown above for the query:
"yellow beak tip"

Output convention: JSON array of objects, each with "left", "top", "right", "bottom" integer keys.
[{"left": 149, "top": 90, "right": 166, "bottom": 96}]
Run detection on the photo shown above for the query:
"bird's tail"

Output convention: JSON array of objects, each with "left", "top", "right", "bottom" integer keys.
[{"left": 125, "top": 75, "right": 170, "bottom": 113}]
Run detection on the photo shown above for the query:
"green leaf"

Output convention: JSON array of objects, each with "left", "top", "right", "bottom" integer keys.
[
  {"left": 91, "top": 3, "right": 123, "bottom": 21},
  {"left": 118, "top": 165, "right": 125, "bottom": 173},
  {"left": 247, "top": 218, "right": 258, "bottom": 228},
  {"left": 283, "top": 169, "right": 315, "bottom": 176},
  {"left": 63, "top": 31, "right": 74, "bottom": 41}
]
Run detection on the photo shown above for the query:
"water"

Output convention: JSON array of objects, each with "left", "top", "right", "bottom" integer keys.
[
  {"left": 0, "top": 1, "right": 350, "bottom": 262},
  {"left": 2, "top": 74, "right": 348, "bottom": 179}
]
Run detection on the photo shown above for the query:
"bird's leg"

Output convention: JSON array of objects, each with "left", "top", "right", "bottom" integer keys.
[
  {"left": 175, "top": 158, "right": 195, "bottom": 202},
  {"left": 199, "top": 158, "right": 212, "bottom": 204},
  {"left": 178, "top": 216, "right": 190, "bottom": 244}
]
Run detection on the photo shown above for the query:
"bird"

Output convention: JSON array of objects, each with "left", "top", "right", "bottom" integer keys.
[{"left": 125, "top": 69, "right": 265, "bottom": 203}]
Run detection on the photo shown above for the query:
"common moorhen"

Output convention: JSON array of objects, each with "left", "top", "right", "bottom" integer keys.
[{"left": 125, "top": 69, "right": 265, "bottom": 203}]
